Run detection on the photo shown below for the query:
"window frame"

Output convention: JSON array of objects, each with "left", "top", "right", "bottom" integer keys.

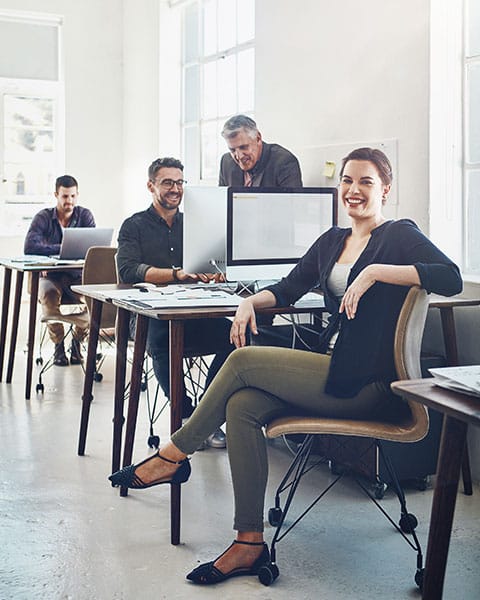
[{"left": 430, "top": 0, "right": 480, "bottom": 282}]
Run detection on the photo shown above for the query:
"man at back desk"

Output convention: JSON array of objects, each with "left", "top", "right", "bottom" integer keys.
[
  {"left": 219, "top": 114, "right": 302, "bottom": 188},
  {"left": 117, "top": 157, "right": 234, "bottom": 449},
  {"left": 24, "top": 175, "right": 93, "bottom": 366}
]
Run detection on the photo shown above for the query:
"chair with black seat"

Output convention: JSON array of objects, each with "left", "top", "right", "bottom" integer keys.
[{"left": 258, "top": 286, "right": 430, "bottom": 589}]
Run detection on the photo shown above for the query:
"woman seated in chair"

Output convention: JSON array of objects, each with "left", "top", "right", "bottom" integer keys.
[{"left": 109, "top": 147, "right": 462, "bottom": 585}]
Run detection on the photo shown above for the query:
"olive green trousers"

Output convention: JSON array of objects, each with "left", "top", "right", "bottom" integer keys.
[{"left": 172, "top": 346, "right": 392, "bottom": 532}]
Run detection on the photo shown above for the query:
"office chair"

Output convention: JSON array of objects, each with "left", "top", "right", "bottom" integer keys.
[
  {"left": 34, "top": 281, "right": 90, "bottom": 393},
  {"left": 258, "top": 286, "right": 429, "bottom": 589},
  {"left": 81, "top": 245, "right": 118, "bottom": 380}
]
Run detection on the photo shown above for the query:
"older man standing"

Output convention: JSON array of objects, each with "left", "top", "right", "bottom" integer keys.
[{"left": 219, "top": 114, "right": 302, "bottom": 188}]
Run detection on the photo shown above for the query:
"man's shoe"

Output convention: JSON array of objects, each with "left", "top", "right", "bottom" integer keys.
[
  {"left": 206, "top": 427, "right": 226, "bottom": 449},
  {"left": 53, "top": 342, "right": 69, "bottom": 367},
  {"left": 70, "top": 339, "right": 83, "bottom": 365}
]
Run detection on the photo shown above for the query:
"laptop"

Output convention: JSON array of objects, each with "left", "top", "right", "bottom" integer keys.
[{"left": 53, "top": 227, "right": 114, "bottom": 260}]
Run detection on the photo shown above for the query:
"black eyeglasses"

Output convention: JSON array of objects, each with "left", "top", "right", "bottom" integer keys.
[{"left": 152, "top": 178, "right": 187, "bottom": 190}]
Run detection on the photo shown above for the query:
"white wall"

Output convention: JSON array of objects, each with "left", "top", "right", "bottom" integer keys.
[{"left": 256, "top": 0, "right": 430, "bottom": 231}]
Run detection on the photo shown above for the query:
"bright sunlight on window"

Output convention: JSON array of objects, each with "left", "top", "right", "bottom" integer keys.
[{"left": 182, "top": 0, "right": 255, "bottom": 183}]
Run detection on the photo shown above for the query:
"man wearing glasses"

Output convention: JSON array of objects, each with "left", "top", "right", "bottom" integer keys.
[
  {"left": 219, "top": 114, "right": 302, "bottom": 188},
  {"left": 117, "top": 157, "right": 233, "bottom": 448}
]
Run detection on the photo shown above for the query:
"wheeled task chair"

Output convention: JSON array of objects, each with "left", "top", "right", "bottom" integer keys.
[{"left": 257, "top": 286, "right": 429, "bottom": 590}]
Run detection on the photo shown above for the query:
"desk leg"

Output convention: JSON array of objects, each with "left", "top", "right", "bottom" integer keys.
[
  {"left": 24, "top": 272, "right": 39, "bottom": 399},
  {"left": 439, "top": 306, "right": 473, "bottom": 495},
  {"left": 423, "top": 415, "right": 468, "bottom": 600},
  {"left": 112, "top": 307, "right": 130, "bottom": 474},
  {"left": 0, "top": 267, "right": 12, "bottom": 381},
  {"left": 78, "top": 299, "right": 102, "bottom": 456},
  {"left": 170, "top": 320, "right": 184, "bottom": 546},
  {"left": 6, "top": 271, "right": 24, "bottom": 384},
  {"left": 119, "top": 313, "right": 148, "bottom": 497}
]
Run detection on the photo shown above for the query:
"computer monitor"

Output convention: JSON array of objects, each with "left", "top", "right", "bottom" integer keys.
[
  {"left": 226, "top": 187, "right": 337, "bottom": 282},
  {"left": 182, "top": 186, "right": 228, "bottom": 274}
]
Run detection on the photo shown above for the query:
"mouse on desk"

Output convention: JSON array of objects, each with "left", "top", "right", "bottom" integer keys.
[{"left": 132, "top": 282, "right": 156, "bottom": 292}]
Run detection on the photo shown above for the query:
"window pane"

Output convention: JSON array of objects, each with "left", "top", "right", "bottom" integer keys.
[
  {"left": 237, "top": 48, "right": 255, "bottom": 112},
  {"left": 184, "top": 65, "right": 200, "bottom": 122},
  {"left": 202, "top": 0, "right": 217, "bottom": 56},
  {"left": 202, "top": 61, "right": 218, "bottom": 119},
  {"left": 184, "top": 3, "right": 199, "bottom": 63},
  {"left": 237, "top": 0, "right": 255, "bottom": 44},
  {"left": 3, "top": 95, "right": 56, "bottom": 201},
  {"left": 466, "top": 62, "right": 480, "bottom": 163},
  {"left": 465, "top": 170, "right": 480, "bottom": 273},
  {"left": 218, "top": 55, "right": 237, "bottom": 116},
  {"left": 467, "top": 0, "right": 480, "bottom": 57},
  {"left": 201, "top": 120, "right": 219, "bottom": 180},
  {"left": 5, "top": 95, "right": 53, "bottom": 128},
  {"left": 218, "top": 0, "right": 236, "bottom": 52},
  {"left": 0, "top": 20, "right": 58, "bottom": 80},
  {"left": 184, "top": 125, "right": 200, "bottom": 182}
]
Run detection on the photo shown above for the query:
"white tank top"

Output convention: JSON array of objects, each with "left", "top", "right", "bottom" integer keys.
[{"left": 326, "top": 262, "right": 352, "bottom": 351}]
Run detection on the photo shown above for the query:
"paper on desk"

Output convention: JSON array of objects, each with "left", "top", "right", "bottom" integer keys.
[
  {"left": 428, "top": 365, "right": 480, "bottom": 398},
  {"left": 108, "top": 286, "right": 242, "bottom": 308}
]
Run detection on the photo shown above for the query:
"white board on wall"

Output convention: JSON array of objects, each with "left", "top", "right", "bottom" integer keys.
[{"left": 296, "top": 139, "right": 398, "bottom": 224}]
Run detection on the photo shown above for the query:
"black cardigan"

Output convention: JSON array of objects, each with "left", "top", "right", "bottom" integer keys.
[{"left": 265, "top": 219, "right": 463, "bottom": 398}]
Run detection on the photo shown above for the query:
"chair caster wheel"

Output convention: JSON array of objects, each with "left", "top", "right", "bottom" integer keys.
[
  {"left": 258, "top": 562, "right": 279, "bottom": 586},
  {"left": 268, "top": 507, "right": 282, "bottom": 527},
  {"left": 36, "top": 357, "right": 43, "bottom": 366},
  {"left": 414, "top": 567, "right": 424, "bottom": 589},
  {"left": 374, "top": 482, "right": 387, "bottom": 499},
  {"left": 36, "top": 383, "right": 44, "bottom": 393},
  {"left": 399, "top": 513, "right": 418, "bottom": 533},
  {"left": 93, "top": 372, "right": 103, "bottom": 382},
  {"left": 148, "top": 435, "right": 160, "bottom": 449}
]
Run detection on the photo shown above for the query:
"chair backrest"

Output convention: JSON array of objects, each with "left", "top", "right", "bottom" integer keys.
[
  {"left": 391, "top": 285, "right": 430, "bottom": 439},
  {"left": 394, "top": 286, "right": 429, "bottom": 380},
  {"left": 82, "top": 246, "right": 118, "bottom": 329},
  {"left": 266, "top": 285, "right": 431, "bottom": 442}
]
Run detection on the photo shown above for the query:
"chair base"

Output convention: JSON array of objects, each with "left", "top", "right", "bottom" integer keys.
[{"left": 262, "top": 434, "right": 424, "bottom": 590}]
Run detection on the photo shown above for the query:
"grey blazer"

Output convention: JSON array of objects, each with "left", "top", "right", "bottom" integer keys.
[{"left": 218, "top": 141, "right": 303, "bottom": 187}]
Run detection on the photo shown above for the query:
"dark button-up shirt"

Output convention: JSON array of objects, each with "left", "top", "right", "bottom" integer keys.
[
  {"left": 265, "top": 219, "right": 463, "bottom": 398},
  {"left": 24, "top": 205, "right": 95, "bottom": 256},
  {"left": 23, "top": 205, "right": 95, "bottom": 281},
  {"left": 117, "top": 205, "right": 183, "bottom": 283}
]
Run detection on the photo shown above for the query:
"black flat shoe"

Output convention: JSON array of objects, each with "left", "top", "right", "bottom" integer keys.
[
  {"left": 108, "top": 451, "right": 190, "bottom": 489},
  {"left": 186, "top": 540, "right": 270, "bottom": 585}
]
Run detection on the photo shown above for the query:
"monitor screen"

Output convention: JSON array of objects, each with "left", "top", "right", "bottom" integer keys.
[
  {"left": 182, "top": 186, "right": 228, "bottom": 274},
  {"left": 226, "top": 187, "right": 337, "bottom": 282}
]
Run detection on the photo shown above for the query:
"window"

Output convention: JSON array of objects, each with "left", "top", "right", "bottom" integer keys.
[
  {"left": 464, "top": 0, "right": 480, "bottom": 275},
  {"left": 429, "top": 0, "right": 480, "bottom": 280},
  {"left": 0, "top": 10, "right": 63, "bottom": 237},
  {"left": 181, "top": 0, "right": 255, "bottom": 183}
]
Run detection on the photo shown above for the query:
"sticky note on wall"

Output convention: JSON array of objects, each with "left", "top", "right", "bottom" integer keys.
[{"left": 323, "top": 161, "right": 336, "bottom": 178}]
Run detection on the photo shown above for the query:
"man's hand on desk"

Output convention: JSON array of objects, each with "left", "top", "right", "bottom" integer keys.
[
  {"left": 175, "top": 269, "right": 224, "bottom": 284},
  {"left": 145, "top": 266, "right": 225, "bottom": 285}
]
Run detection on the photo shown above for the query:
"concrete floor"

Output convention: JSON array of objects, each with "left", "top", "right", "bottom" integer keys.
[{"left": 1, "top": 337, "right": 480, "bottom": 600}]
